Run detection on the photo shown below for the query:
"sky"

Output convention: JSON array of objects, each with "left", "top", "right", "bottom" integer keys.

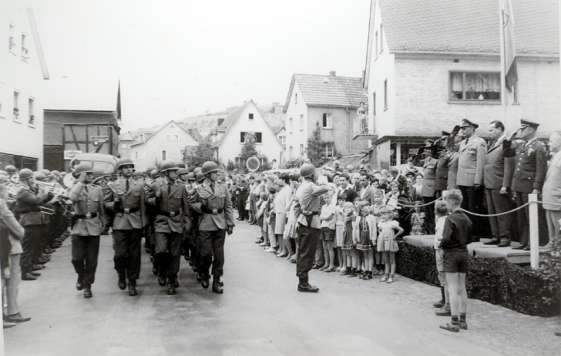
[{"left": 18, "top": 0, "right": 371, "bottom": 132}]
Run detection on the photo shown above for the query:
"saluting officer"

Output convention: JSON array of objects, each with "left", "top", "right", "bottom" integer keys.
[
  {"left": 293, "top": 163, "right": 328, "bottom": 293},
  {"left": 145, "top": 160, "right": 191, "bottom": 295},
  {"left": 105, "top": 158, "right": 147, "bottom": 296},
  {"left": 190, "top": 162, "right": 235, "bottom": 293},
  {"left": 68, "top": 163, "right": 106, "bottom": 298},
  {"left": 421, "top": 140, "right": 439, "bottom": 234},
  {"left": 503, "top": 119, "right": 549, "bottom": 250}
]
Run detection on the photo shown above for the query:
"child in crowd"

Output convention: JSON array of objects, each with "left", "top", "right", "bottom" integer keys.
[
  {"left": 341, "top": 202, "right": 358, "bottom": 277},
  {"left": 319, "top": 192, "right": 337, "bottom": 272},
  {"left": 335, "top": 194, "right": 347, "bottom": 272},
  {"left": 370, "top": 190, "right": 385, "bottom": 274},
  {"left": 433, "top": 201, "right": 451, "bottom": 316},
  {"left": 355, "top": 203, "right": 377, "bottom": 280},
  {"left": 438, "top": 189, "right": 472, "bottom": 332},
  {"left": 384, "top": 181, "right": 401, "bottom": 211},
  {"left": 353, "top": 196, "right": 365, "bottom": 275},
  {"left": 377, "top": 206, "right": 404, "bottom": 283},
  {"left": 282, "top": 188, "right": 297, "bottom": 262},
  {"left": 410, "top": 202, "right": 426, "bottom": 235},
  {"left": 264, "top": 185, "right": 277, "bottom": 253},
  {"left": 256, "top": 191, "right": 269, "bottom": 247}
]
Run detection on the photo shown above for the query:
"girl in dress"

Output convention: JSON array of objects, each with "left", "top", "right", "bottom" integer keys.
[
  {"left": 355, "top": 203, "right": 377, "bottom": 280},
  {"left": 282, "top": 188, "right": 298, "bottom": 261},
  {"left": 340, "top": 202, "right": 358, "bottom": 277},
  {"left": 377, "top": 207, "right": 404, "bottom": 283},
  {"left": 335, "top": 194, "right": 346, "bottom": 272}
]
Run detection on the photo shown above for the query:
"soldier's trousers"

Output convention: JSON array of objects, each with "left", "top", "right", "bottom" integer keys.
[
  {"left": 422, "top": 196, "right": 436, "bottom": 235},
  {"left": 155, "top": 231, "right": 182, "bottom": 279},
  {"left": 198, "top": 230, "right": 226, "bottom": 277},
  {"left": 514, "top": 192, "right": 548, "bottom": 245},
  {"left": 112, "top": 229, "right": 142, "bottom": 280},
  {"left": 296, "top": 223, "right": 320, "bottom": 280},
  {"left": 71, "top": 235, "right": 100, "bottom": 285},
  {"left": 21, "top": 225, "right": 45, "bottom": 273}
]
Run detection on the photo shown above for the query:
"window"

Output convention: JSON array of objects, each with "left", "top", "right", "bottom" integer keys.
[
  {"left": 121, "top": 143, "right": 127, "bottom": 149},
  {"left": 279, "top": 135, "right": 286, "bottom": 144},
  {"left": 0, "top": 82, "right": 3, "bottom": 115},
  {"left": 289, "top": 146, "right": 293, "bottom": 159},
  {"left": 449, "top": 72, "right": 501, "bottom": 101},
  {"left": 300, "top": 144, "right": 304, "bottom": 157},
  {"left": 372, "top": 92, "right": 376, "bottom": 116},
  {"left": 240, "top": 132, "right": 245, "bottom": 143},
  {"left": 13, "top": 91, "right": 19, "bottom": 121},
  {"left": 135, "top": 151, "right": 138, "bottom": 159},
  {"left": 174, "top": 134, "right": 179, "bottom": 140},
  {"left": 28, "top": 98, "right": 34, "bottom": 126},
  {"left": 300, "top": 114, "right": 304, "bottom": 130},
  {"left": 248, "top": 113, "right": 254, "bottom": 120},
  {"left": 295, "top": 93, "right": 298, "bottom": 104},
  {"left": 383, "top": 79, "right": 388, "bottom": 110},
  {"left": 161, "top": 150, "right": 167, "bottom": 160},
  {"left": 289, "top": 118, "right": 293, "bottom": 133},
  {"left": 166, "top": 134, "right": 171, "bottom": 140},
  {"left": 8, "top": 24, "right": 16, "bottom": 52},
  {"left": 375, "top": 31, "right": 378, "bottom": 59},
  {"left": 170, "top": 125, "right": 175, "bottom": 129},
  {"left": 379, "top": 24, "right": 384, "bottom": 54},
  {"left": 21, "top": 34, "right": 29, "bottom": 60},
  {"left": 323, "top": 143, "right": 334, "bottom": 158},
  {"left": 255, "top": 132, "right": 262, "bottom": 143},
  {"left": 322, "top": 113, "right": 332, "bottom": 129}
]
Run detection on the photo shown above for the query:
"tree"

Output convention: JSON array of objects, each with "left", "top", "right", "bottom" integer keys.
[
  {"left": 238, "top": 132, "right": 258, "bottom": 171},
  {"left": 306, "top": 122, "right": 335, "bottom": 168},
  {"left": 184, "top": 142, "right": 217, "bottom": 170}
]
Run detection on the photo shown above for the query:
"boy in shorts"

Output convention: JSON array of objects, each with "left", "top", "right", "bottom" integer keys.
[
  {"left": 433, "top": 201, "right": 450, "bottom": 316},
  {"left": 438, "top": 189, "right": 472, "bottom": 332}
]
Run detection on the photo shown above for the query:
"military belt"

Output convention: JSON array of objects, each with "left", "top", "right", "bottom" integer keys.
[
  {"left": 18, "top": 208, "right": 42, "bottom": 215},
  {"left": 115, "top": 206, "right": 139, "bottom": 214},
  {"left": 74, "top": 212, "right": 99, "bottom": 219},
  {"left": 201, "top": 206, "right": 224, "bottom": 215},
  {"left": 158, "top": 210, "right": 181, "bottom": 217}
]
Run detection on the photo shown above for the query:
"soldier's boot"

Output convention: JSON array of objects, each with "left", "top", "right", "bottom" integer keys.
[
  {"left": 297, "top": 277, "right": 319, "bottom": 293},
  {"left": 167, "top": 276, "right": 176, "bottom": 295},
  {"left": 83, "top": 284, "right": 92, "bottom": 298},
  {"left": 212, "top": 276, "right": 223, "bottom": 294},
  {"left": 128, "top": 280, "right": 138, "bottom": 296},
  {"left": 72, "top": 260, "right": 85, "bottom": 291},
  {"left": 118, "top": 272, "right": 127, "bottom": 290},
  {"left": 201, "top": 272, "right": 210, "bottom": 289}
]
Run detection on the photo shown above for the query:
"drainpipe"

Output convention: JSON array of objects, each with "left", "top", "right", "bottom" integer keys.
[{"left": 346, "top": 107, "right": 352, "bottom": 154}]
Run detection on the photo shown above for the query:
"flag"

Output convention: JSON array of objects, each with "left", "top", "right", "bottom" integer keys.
[
  {"left": 116, "top": 80, "right": 121, "bottom": 121},
  {"left": 501, "top": 0, "right": 518, "bottom": 92}
]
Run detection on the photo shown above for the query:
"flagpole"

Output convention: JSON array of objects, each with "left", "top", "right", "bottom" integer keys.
[{"left": 499, "top": 0, "right": 507, "bottom": 127}]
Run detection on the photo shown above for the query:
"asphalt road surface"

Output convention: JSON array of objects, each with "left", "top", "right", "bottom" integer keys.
[{"left": 3, "top": 219, "right": 560, "bottom": 356}]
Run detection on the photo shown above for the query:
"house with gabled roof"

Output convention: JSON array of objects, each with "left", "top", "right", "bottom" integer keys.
[
  {"left": 364, "top": 0, "right": 560, "bottom": 169},
  {"left": 127, "top": 120, "right": 200, "bottom": 171},
  {"left": 207, "top": 100, "right": 283, "bottom": 168},
  {"left": 284, "top": 72, "right": 369, "bottom": 164}
]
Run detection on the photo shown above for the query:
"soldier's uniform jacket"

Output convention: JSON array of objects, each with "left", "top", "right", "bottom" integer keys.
[
  {"left": 146, "top": 177, "right": 191, "bottom": 234},
  {"left": 447, "top": 151, "right": 460, "bottom": 190},
  {"left": 293, "top": 180, "right": 329, "bottom": 229},
  {"left": 104, "top": 178, "right": 147, "bottom": 230},
  {"left": 435, "top": 151, "right": 451, "bottom": 191},
  {"left": 68, "top": 182, "right": 105, "bottom": 236},
  {"left": 503, "top": 138, "right": 548, "bottom": 193},
  {"left": 456, "top": 134, "right": 487, "bottom": 187},
  {"left": 190, "top": 179, "right": 235, "bottom": 231},
  {"left": 421, "top": 156, "right": 438, "bottom": 197},
  {"left": 15, "top": 185, "right": 52, "bottom": 226}
]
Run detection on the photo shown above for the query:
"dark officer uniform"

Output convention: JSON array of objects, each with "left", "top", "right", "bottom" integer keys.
[
  {"left": 503, "top": 132, "right": 548, "bottom": 248},
  {"left": 190, "top": 178, "right": 235, "bottom": 292},
  {"left": 105, "top": 177, "right": 147, "bottom": 293},
  {"left": 421, "top": 155, "right": 438, "bottom": 234},
  {"left": 236, "top": 178, "right": 249, "bottom": 220},
  {"left": 146, "top": 177, "right": 191, "bottom": 290}
]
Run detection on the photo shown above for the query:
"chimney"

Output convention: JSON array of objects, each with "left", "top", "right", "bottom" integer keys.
[
  {"left": 217, "top": 118, "right": 224, "bottom": 126},
  {"left": 329, "top": 71, "right": 336, "bottom": 77}
]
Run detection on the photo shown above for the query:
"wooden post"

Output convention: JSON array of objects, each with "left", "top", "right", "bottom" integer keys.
[{"left": 528, "top": 193, "right": 539, "bottom": 269}]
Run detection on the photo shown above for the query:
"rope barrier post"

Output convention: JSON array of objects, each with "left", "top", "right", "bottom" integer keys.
[{"left": 529, "top": 194, "right": 539, "bottom": 269}]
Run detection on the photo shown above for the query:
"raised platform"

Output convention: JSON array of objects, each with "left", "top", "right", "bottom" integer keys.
[{"left": 403, "top": 235, "right": 549, "bottom": 264}]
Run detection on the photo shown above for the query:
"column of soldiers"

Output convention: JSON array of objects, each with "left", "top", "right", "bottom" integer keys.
[{"left": 420, "top": 118, "right": 551, "bottom": 249}]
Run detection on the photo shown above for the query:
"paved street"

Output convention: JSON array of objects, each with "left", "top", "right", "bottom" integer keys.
[{"left": 3, "top": 219, "right": 561, "bottom": 356}]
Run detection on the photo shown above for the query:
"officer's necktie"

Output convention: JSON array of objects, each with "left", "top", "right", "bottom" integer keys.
[
  {"left": 210, "top": 182, "right": 215, "bottom": 194},
  {"left": 168, "top": 183, "right": 171, "bottom": 195},
  {"left": 126, "top": 179, "right": 130, "bottom": 192}
]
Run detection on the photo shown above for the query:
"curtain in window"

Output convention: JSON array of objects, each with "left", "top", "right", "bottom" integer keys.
[
  {"left": 465, "top": 73, "right": 500, "bottom": 99},
  {"left": 451, "top": 72, "right": 463, "bottom": 92}
]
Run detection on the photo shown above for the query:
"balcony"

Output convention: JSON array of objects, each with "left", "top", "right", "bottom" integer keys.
[{"left": 353, "top": 117, "right": 374, "bottom": 137}]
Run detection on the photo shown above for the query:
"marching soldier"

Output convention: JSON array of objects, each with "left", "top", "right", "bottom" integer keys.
[
  {"left": 293, "top": 163, "right": 328, "bottom": 293},
  {"left": 105, "top": 158, "right": 147, "bottom": 296},
  {"left": 143, "top": 167, "right": 158, "bottom": 256},
  {"left": 14, "top": 169, "right": 55, "bottom": 280},
  {"left": 145, "top": 160, "right": 191, "bottom": 295},
  {"left": 503, "top": 119, "right": 549, "bottom": 249},
  {"left": 68, "top": 163, "right": 106, "bottom": 298},
  {"left": 183, "top": 172, "right": 198, "bottom": 269},
  {"left": 190, "top": 162, "right": 235, "bottom": 293}
]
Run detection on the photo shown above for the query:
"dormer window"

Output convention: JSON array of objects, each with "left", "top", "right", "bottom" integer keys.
[{"left": 248, "top": 113, "right": 254, "bottom": 120}]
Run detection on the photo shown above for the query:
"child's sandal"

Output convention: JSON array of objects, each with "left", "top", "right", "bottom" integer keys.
[
  {"left": 439, "top": 323, "right": 460, "bottom": 333},
  {"left": 386, "top": 277, "right": 395, "bottom": 283},
  {"left": 380, "top": 276, "right": 388, "bottom": 282}
]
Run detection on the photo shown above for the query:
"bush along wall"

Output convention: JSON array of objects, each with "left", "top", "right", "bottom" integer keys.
[{"left": 395, "top": 242, "right": 561, "bottom": 317}]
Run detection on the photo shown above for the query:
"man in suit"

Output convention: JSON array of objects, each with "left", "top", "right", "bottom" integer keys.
[
  {"left": 456, "top": 119, "right": 487, "bottom": 240},
  {"left": 236, "top": 175, "right": 249, "bottom": 221},
  {"left": 105, "top": 158, "right": 147, "bottom": 296},
  {"left": 146, "top": 160, "right": 191, "bottom": 295},
  {"left": 421, "top": 140, "right": 439, "bottom": 234},
  {"left": 483, "top": 121, "right": 515, "bottom": 247},
  {"left": 542, "top": 131, "right": 561, "bottom": 249},
  {"left": 68, "top": 163, "right": 106, "bottom": 298},
  {"left": 503, "top": 119, "right": 549, "bottom": 250},
  {"left": 190, "top": 161, "right": 235, "bottom": 294},
  {"left": 339, "top": 173, "right": 357, "bottom": 202}
]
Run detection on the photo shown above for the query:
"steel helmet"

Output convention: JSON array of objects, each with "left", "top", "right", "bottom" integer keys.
[
  {"left": 116, "top": 157, "right": 134, "bottom": 171},
  {"left": 159, "top": 160, "right": 179, "bottom": 172},
  {"left": 5, "top": 165, "right": 17, "bottom": 174},
  {"left": 186, "top": 172, "right": 195, "bottom": 181},
  {"left": 177, "top": 168, "right": 188, "bottom": 176},
  {"left": 196, "top": 172, "right": 205, "bottom": 182},
  {"left": 177, "top": 163, "right": 186, "bottom": 168},
  {"left": 72, "top": 163, "right": 94, "bottom": 177},
  {"left": 34, "top": 172, "right": 47, "bottom": 182},
  {"left": 201, "top": 161, "right": 219, "bottom": 175},
  {"left": 52, "top": 170, "right": 60, "bottom": 175},
  {"left": 0, "top": 170, "right": 6, "bottom": 175},
  {"left": 146, "top": 167, "right": 156, "bottom": 175},
  {"left": 18, "top": 168, "right": 34, "bottom": 180},
  {"left": 0, "top": 174, "right": 9, "bottom": 184},
  {"left": 103, "top": 170, "right": 113, "bottom": 177},
  {"left": 193, "top": 167, "right": 202, "bottom": 175},
  {"left": 149, "top": 170, "right": 160, "bottom": 179},
  {"left": 299, "top": 163, "right": 316, "bottom": 178}
]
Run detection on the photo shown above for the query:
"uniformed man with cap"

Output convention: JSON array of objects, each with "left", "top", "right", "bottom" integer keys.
[
  {"left": 14, "top": 168, "right": 56, "bottom": 280},
  {"left": 104, "top": 158, "right": 147, "bottom": 296},
  {"left": 434, "top": 131, "right": 452, "bottom": 198},
  {"left": 190, "top": 162, "right": 235, "bottom": 293},
  {"left": 420, "top": 139, "right": 439, "bottom": 234},
  {"left": 456, "top": 119, "right": 487, "bottom": 240},
  {"left": 145, "top": 160, "right": 191, "bottom": 295},
  {"left": 143, "top": 168, "right": 159, "bottom": 257},
  {"left": 503, "top": 119, "right": 549, "bottom": 249},
  {"left": 5, "top": 165, "right": 18, "bottom": 182},
  {"left": 68, "top": 163, "right": 106, "bottom": 298},
  {"left": 293, "top": 163, "right": 329, "bottom": 292},
  {"left": 183, "top": 172, "right": 198, "bottom": 268}
]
